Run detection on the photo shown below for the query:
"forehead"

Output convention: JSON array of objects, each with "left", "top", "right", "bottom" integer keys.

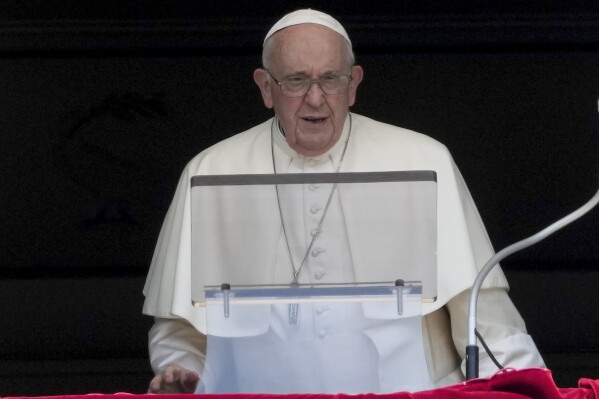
[{"left": 269, "top": 24, "right": 348, "bottom": 73}]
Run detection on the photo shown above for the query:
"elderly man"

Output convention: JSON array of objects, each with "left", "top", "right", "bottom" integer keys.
[{"left": 143, "top": 9, "right": 545, "bottom": 394}]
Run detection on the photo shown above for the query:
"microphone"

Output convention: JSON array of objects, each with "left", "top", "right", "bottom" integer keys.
[{"left": 465, "top": 100, "right": 599, "bottom": 380}]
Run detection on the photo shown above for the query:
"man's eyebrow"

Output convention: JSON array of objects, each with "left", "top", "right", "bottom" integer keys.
[
  {"left": 282, "top": 70, "right": 309, "bottom": 78},
  {"left": 284, "top": 72, "right": 309, "bottom": 78},
  {"left": 283, "top": 70, "right": 341, "bottom": 78}
]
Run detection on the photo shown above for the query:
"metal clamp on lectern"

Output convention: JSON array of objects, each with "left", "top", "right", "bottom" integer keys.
[
  {"left": 220, "top": 283, "right": 231, "bottom": 318},
  {"left": 395, "top": 279, "right": 404, "bottom": 316}
]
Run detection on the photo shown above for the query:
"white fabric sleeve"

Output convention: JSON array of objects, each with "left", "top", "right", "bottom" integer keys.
[
  {"left": 148, "top": 317, "right": 207, "bottom": 375},
  {"left": 478, "top": 333, "right": 546, "bottom": 377},
  {"left": 445, "top": 288, "right": 546, "bottom": 378}
]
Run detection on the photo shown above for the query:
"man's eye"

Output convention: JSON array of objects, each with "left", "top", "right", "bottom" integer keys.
[
  {"left": 285, "top": 77, "right": 307, "bottom": 85},
  {"left": 321, "top": 75, "right": 339, "bottom": 82}
]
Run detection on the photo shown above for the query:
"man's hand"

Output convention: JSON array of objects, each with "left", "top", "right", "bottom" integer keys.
[{"left": 148, "top": 364, "right": 200, "bottom": 393}]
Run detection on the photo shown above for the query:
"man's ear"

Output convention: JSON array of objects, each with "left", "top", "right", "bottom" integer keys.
[
  {"left": 253, "top": 68, "right": 274, "bottom": 109},
  {"left": 348, "top": 65, "right": 364, "bottom": 107}
]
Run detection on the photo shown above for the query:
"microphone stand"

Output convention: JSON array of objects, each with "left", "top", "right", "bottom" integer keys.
[{"left": 466, "top": 185, "right": 599, "bottom": 380}]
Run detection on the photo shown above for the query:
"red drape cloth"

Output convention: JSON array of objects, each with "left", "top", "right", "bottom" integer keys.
[{"left": 3, "top": 368, "right": 599, "bottom": 399}]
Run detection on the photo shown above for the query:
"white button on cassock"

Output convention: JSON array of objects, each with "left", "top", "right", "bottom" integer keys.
[
  {"left": 315, "top": 306, "right": 329, "bottom": 315},
  {"left": 311, "top": 248, "right": 326, "bottom": 257},
  {"left": 313, "top": 271, "right": 326, "bottom": 280}
]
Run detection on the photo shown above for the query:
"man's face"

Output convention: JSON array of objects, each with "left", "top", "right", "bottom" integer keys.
[{"left": 254, "top": 24, "right": 363, "bottom": 157}]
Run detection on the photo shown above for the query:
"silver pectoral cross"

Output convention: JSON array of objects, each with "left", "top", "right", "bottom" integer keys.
[{"left": 288, "top": 281, "right": 300, "bottom": 325}]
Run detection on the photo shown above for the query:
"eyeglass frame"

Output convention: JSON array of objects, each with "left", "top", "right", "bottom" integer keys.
[{"left": 265, "top": 69, "right": 354, "bottom": 98}]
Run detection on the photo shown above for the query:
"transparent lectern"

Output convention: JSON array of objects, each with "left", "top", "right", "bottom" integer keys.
[{"left": 190, "top": 171, "right": 437, "bottom": 394}]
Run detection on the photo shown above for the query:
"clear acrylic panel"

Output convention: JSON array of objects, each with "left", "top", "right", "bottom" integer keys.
[{"left": 190, "top": 171, "right": 438, "bottom": 306}]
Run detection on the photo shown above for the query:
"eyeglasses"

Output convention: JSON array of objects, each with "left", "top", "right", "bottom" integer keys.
[{"left": 266, "top": 70, "right": 353, "bottom": 98}]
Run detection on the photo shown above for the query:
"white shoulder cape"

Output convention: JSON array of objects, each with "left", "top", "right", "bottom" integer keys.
[{"left": 142, "top": 114, "right": 508, "bottom": 333}]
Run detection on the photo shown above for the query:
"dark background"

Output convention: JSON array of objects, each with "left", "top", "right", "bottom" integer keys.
[{"left": 1, "top": 1, "right": 598, "bottom": 395}]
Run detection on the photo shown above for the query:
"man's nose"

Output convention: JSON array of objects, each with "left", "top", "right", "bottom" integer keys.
[{"left": 304, "top": 82, "right": 326, "bottom": 106}]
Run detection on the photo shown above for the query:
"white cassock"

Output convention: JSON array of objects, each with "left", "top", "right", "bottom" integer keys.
[{"left": 142, "top": 113, "right": 545, "bottom": 393}]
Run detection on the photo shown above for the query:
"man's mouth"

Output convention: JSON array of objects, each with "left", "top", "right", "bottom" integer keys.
[{"left": 302, "top": 116, "right": 327, "bottom": 124}]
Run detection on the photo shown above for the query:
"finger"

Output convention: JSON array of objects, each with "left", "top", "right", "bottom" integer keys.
[
  {"left": 147, "top": 375, "right": 164, "bottom": 393},
  {"left": 181, "top": 371, "right": 200, "bottom": 392},
  {"left": 162, "top": 365, "right": 183, "bottom": 385}
]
